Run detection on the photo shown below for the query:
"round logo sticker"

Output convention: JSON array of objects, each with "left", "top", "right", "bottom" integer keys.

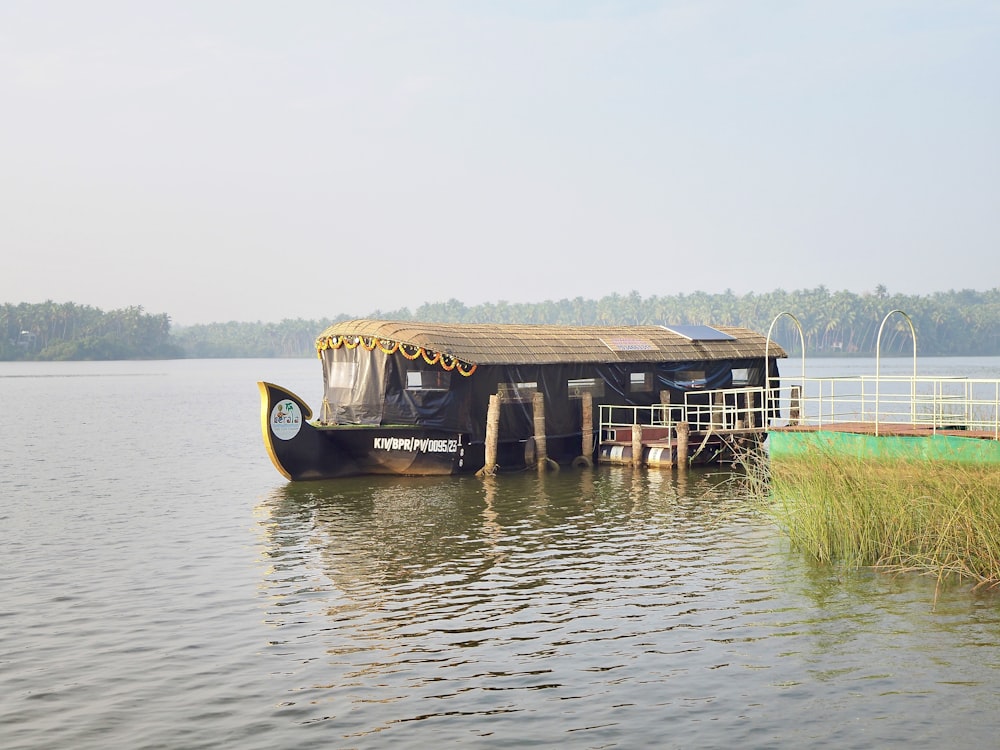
[{"left": 270, "top": 399, "right": 302, "bottom": 440}]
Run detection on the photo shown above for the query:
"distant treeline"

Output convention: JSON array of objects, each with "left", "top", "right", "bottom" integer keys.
[
  {"left": 1, "top": 302, "right": 182, "bottom": 360},
  {"left": 4, "top": 287, "right": 1000, "bottom": 360}
]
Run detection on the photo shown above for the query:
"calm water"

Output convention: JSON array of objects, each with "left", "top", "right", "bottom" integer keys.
[{"left": 3, "top": 356, "right": 1000, "bottom": 749}]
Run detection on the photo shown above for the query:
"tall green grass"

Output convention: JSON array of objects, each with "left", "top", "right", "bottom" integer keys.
[{"left": 739, "top": 448, "right": 1000, "bottom": 588}]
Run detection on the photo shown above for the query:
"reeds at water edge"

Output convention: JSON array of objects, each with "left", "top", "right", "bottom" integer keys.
[{"left": 735, "top": 447, "right": 1000, "bottom": 589}]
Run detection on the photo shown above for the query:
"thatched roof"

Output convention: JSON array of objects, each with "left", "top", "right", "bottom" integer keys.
[{"left": 317, "top": 320, "right": 786, "bottom": 366}]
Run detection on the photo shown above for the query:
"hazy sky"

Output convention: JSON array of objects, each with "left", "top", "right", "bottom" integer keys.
[{"left": 3, "top": 1, "right": 997, "bottom": 325}]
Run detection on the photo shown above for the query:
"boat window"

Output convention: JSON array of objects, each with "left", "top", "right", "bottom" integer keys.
[
  {"left": 497, "top": 381, "right": 538, "bottom": 403},
  {"left": 406, "top": 370, "right": 450, "bottom": 391},
  {"left": 568, "top": 377, "right": 605, "bottom": 398},
  {"left": 732, "top": 368, "right": 749, "bottom": 386},
  {"left": 629, "top": 372, "right": 654, "bottom": 393},
  {"left": 326, "top": 362, "right": 357, "bottom": 390},
  {"left": 676, "top": 370, "right": 707, "bottom": 389}
]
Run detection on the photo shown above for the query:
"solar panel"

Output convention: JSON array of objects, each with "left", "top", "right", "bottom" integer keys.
[{"left": 659, "top": 324, "right": 735, "bottom": 342}]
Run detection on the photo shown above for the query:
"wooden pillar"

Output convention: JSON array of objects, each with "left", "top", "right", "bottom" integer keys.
[
  {"left": 532, "top": 391, "right": 547, "bottom": 464},
  {"left": 676, "top": 421, "right": 689, "bottom": 472},
  {"left": 476, "top": 393, "right": 501, "bottom": 477},
  {"left": 790, "top": 385, "right": 801, "bottom": 426},
  {"left": 631, "top": 423, "right": 643, "bottom": 468},
  {"left": 574, "top": 391, "right": 594, "bottom": 468},
  {"left": 532, "top": 391, "right": 557, "bottom": 472}
]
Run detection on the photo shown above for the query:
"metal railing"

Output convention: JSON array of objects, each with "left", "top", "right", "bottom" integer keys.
[
  {"left": 682, "top": 387, "right": 770, "bottom": 432},
  {"left": 598, "top": 403, "right": 686, "bottom": 442},
  {"left": 598, "top": 376, "right": 1000, "bottom": 443},
  {"left": 599, "top": 387, "right": 772, "bottom": 441},
  {"left": 759, "top": 309, "right": 1000, "bottom": 438},
  {"left": 765, "top": 375, "right": 1000, "bottom": 439}
]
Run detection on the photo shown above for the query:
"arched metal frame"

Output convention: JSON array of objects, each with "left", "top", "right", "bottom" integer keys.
[
  {"left": 874, "top": 309, "right": 917, "bottom": 436},
  {"left": 765, "top": 312, "right": 805, "bottom": 426}
]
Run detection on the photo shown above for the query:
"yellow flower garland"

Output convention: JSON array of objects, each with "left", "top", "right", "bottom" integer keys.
[
  {"left": 378, "top": 339, "right": 399, "bottom": 355},
  {"left": 399, "top": 343, "right": 422, "bottom": 360},
  {"left": 316, "top": 335, "right": 343, "bottom": 356},
  {"left": 316, "top": 335, "right": 477, "bottom": 376}
]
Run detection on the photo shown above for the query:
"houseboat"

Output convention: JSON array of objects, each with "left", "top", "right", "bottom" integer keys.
[{"left": 258, "top": 319, "right": 786, "bottom": 480}]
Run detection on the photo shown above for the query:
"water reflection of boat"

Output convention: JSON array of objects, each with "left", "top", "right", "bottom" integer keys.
[
  {"left": 258, "top": 469, "right": 746, "bottom": 592},
  {"left": 259, "top": 320, "right": 785, "bottom": 480}
]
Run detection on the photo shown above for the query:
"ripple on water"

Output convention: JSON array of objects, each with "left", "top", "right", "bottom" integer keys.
[
  {"left": 6, "top": 357, "right": 1000, "bottom": 749},
  {"left": 244, "top": 471, "right": 1000, "bottom": 749}
]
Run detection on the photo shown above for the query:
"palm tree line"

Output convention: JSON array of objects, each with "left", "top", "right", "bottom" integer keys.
[
  {"left": 3, "top": 286, "right": 999, "bottom": 360},
  {"left": 1, "top": 301, "right": 180, "bottom": 360}
]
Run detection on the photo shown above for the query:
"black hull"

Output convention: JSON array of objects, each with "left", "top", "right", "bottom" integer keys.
[
  {"left": 259, "top": 382, "right": 469, "bottom": 480},
  {"left": 259, "top": 382, "right": 599, "bottom": 481}
]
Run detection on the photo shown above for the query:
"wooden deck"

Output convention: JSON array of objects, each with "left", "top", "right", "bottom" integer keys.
[{"left": 770, "top": 422, "right": 1000, "bottom": 440}]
